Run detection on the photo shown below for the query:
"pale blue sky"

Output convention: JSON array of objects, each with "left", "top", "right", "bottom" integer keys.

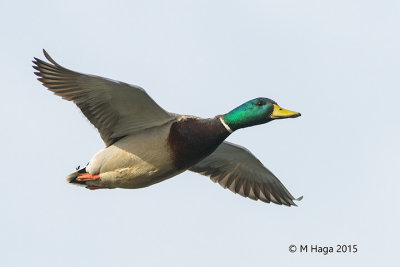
[{"left": 1, "top": 0, "right": 399, "bottom": 266}]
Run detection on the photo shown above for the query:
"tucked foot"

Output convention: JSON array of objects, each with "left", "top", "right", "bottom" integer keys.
[
  {"left": 76, "top": 173, "right": 100, "bottom": 181},
  {"left": 86, "top": 185, "right": 114, "bottom": 190}
]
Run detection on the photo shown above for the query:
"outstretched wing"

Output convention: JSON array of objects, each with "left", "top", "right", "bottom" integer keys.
[
  {"left": 189, "top": 141, "right": 302, "bottom": 206},
  {"left": 33, "top": 50, "right": 174, "bottom": 146}
]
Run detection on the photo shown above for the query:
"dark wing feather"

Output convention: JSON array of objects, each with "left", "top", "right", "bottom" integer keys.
[
  {"left": 33, "top": 50, "right": 174, "bottom": 146},
  {"left": 189, "top": 141, "right": 302, "bottom": 206}
]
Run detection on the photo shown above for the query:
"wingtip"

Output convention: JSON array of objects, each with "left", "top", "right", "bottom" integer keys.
[
  {"left": 287, "top": 195, "right": 303, "bottom": 207},
  {"left": 42, "top": 49, "right": 58, "bottom": 66}
]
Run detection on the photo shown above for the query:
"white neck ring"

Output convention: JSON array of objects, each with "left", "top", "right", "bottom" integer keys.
[{"left": 219, "top": 117, "right": 233, "bottom": 133}]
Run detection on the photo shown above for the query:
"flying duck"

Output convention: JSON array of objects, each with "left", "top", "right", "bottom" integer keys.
[{"left": 33, "top": 50, "right": 303, "bottom": 206}]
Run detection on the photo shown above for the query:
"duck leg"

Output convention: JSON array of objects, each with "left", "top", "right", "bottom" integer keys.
[{"left": 76, "top": 173, "right": 100, "bottom": 181}]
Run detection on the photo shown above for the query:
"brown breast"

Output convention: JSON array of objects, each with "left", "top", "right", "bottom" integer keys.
[{"left": 167, "top": 116, "right": 231, "bottom": 170}]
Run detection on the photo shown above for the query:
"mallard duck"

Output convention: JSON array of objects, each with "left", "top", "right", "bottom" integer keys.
[{"left": 33, "top": 50, "right": 302, "bottom": 206}]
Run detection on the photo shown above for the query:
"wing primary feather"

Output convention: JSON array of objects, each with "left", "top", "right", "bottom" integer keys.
[
  {"left": 43, "top": 49, "right": 63, "bottom": 67},
  {"left": 243, "top": 180, "right": 251, "bottom": 197},
  {"left": 222, "top": 173, "right": 235, "bottom": 189},
  {"left": 252, "top": 182, "right": 261, "bottom": 200}
]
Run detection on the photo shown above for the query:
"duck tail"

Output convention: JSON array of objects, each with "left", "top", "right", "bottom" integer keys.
[{"left": 66, "top": 167, "right": 87, "bottom": 187}]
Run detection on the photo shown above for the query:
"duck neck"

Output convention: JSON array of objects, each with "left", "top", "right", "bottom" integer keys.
[
  {"left": 222, "top": 112, "right": 248, "bottom": 132},
  {"left": 218, "top": 116, "right": 233, "bottom": 133},
  {"left": 222, "top": 108, "right": 271, "bottom": 132}
]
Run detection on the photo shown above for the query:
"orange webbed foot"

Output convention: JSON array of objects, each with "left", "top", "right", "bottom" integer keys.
[{"left": 76, "top": 173, "right": 100, "bottom": 181}]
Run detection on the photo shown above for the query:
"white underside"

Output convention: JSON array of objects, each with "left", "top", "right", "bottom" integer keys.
[{"left": 84, "top": 121, "right": 185, "bottom": 189}]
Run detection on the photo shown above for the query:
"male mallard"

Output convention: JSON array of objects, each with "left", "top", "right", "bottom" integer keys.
[{"left": 33, "top": 50, "right": 302, "bottom": 206}]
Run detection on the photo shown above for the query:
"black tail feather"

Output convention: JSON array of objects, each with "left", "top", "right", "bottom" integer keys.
[{"left": 66, "top": 167, "right": 87, "bottom": 185}]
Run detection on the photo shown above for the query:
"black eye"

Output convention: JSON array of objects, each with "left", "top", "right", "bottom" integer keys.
[{"left": 256, "top": 100, "right": 265, "bottom": 106}]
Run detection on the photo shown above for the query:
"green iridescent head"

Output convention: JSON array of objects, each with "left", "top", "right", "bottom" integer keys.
[{"left": 222, "top": 97, "right": 301, "bottom": 132}]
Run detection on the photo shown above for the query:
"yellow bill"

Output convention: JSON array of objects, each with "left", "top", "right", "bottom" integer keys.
[{"left": 270, "top": 104, "right": 301, "bottom": 119}]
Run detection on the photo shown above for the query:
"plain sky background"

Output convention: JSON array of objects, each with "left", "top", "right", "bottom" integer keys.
[{"left": 1, "top": 0, "right": 399, "bottom": 266}]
